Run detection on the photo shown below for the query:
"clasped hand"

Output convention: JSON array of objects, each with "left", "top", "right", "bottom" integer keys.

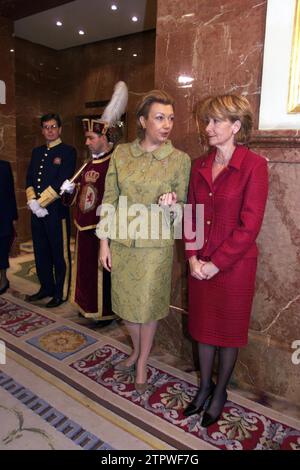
[
  {"left": 189, "top": 257, "right": 219, "bottom": 280},
  {"left": 158, "top": 192, "right": 177, "bottom": 207}
]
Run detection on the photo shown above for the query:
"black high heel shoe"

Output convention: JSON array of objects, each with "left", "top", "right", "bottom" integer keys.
[
  {"left": 201, "top": 391, "right": 228, "bottom": 427},
  {"left": 183, "top": 382, "right": 216, "bottom": 417}
]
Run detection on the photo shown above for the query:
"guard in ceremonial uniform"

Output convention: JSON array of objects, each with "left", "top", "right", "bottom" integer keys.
[
  {"left": 60, "top": 81, "right": 128, "bottom": 322},
  {"left": 26, "top": 113, "right": 77, "bottom": 308}
]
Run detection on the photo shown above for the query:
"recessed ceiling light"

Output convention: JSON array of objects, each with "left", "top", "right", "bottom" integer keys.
[
  {"left": 117, "top": 47, "right": 122, "bottom": 51},
  {"left": 133, "top": 53, "right": 137, "bottom": 57},
  {"left": 131, "top": 16, "right": 138, "bottom": 22},
  {"left": 56, "top": 21, "right": 63, "bottom": 26},
  {"left": 111, "top": 4, "right": 118, "bottom": 10},
  {"left": 78, "top": 30, "right": 85, "bottom": 35},
  {"left": 10, "top": 49, "right": 14, "bottom": 52}
]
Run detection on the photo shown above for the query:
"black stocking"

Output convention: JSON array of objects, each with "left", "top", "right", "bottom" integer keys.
[
  {"left": 192, "top": 342, "right": 216, "bottom": 407},
  {"left": 206, "top": 346, "right": 239, "bottom": 418}
]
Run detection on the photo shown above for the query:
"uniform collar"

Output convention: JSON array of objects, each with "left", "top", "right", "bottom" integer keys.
[
  {"left": 92, "top": 146, "right": 114, "bottom": 163},
  {"left": 47, "top": 138, "right": 62, "bottom": 149},
  {"left": 130, "top": 139, "right": 174, "bottom": 160}
]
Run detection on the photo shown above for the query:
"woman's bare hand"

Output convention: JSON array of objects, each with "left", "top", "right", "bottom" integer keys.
[
  {"left": 99, "top": 239, "right": 112, "bottom": 272},
  {"left": 158, "top": 191, "right": 177, "bottom": 207}
]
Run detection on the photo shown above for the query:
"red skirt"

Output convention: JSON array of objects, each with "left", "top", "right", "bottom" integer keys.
[{"left": 188, "top": 257, "right": 257, "bottom": 347}]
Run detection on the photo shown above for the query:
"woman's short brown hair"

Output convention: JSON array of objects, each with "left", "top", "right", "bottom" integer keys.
[
  {"left": 136, "top": 89, "right": 175, "bottom": 139},
  {"left": 198, "top": 94, "right": 253, "bottom": 144}
]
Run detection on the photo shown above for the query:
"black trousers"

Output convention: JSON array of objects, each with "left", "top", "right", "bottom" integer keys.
[
  {"left": 0, "top": 234, "right": 11, "bottom": 269},
  {"left": 31, "top": 212, "right": 71, "bottom": 300}
]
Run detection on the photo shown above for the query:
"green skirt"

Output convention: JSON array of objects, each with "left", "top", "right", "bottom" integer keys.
[{"left": 110, "top": 241, "right": 174, "bottom": 323}]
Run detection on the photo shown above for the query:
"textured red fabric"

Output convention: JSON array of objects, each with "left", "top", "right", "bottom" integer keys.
[
  {"left": 185, "top": 146, "right": 268, "bottom": 347},
  {"left": 74, "top": 229, "right": 111, "bottom": 315}
]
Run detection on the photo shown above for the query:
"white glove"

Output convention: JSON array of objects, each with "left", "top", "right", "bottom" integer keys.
[
  {"left": 35, "top": 207, "right": 49, "bottom": 218},
  {"left": 27, "top": 199, "right": 41, "bottom": 214},
  {"left": 60, "top": 179, "right": 75, "bottom": 195}
]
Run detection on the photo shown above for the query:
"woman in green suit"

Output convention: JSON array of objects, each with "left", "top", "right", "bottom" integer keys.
[{"left": 98, "top": 90, "right": 191, "bottom": 393}]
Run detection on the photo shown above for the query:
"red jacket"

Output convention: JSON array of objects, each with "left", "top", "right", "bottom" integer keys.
[{"left": 185, "top": 145, "right": 268, "bottom": 271}]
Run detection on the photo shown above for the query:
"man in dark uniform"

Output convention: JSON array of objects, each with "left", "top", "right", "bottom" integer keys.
[
  {"left": 26, "top": 113, "right": 77, "bottom": 308},
  {"left": 0, "top": 160, "right": 18, "bottom": 294}
]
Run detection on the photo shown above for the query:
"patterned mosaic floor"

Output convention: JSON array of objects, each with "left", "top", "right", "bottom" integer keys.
[
  {"left": 1, "top": 293, "right": 300, "bottom": 450},
  {"left": 0, "top": 368, "right": 112, "bottom": 450}
]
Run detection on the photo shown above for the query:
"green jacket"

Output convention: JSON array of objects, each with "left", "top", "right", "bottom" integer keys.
[{"left": 97, "top": 139, "right": 191, "bottom": 247}]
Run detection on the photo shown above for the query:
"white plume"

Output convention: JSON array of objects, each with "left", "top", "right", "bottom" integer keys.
[{"left": 101, "top": 81, "right": 128, "bottom": 126}]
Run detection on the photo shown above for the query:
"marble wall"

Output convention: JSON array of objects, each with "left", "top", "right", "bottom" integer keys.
[
  {"left": 14, "top": 30, "right": 155, "bottom": 243},
  {"left": 155, "top": 0, "right": 300, "bottom": 405},
  {"left": 58, "top": 30, "right": 156, "bottom": 165},
  {"left": 15, "top": 38, "right": 60, "bottom": 242}
]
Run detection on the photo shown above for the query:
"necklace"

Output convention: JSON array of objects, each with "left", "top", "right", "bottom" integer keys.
[{"left": 214, "top": 153, "right": 231, "bottom": 166}]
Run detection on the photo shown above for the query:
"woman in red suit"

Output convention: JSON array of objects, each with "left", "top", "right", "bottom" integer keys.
[{"left": 183, "top": 94, "right": 268, "bottom": 427}]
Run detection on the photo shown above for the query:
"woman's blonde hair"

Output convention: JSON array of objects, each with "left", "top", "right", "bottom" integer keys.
[
  {"left": 198, "top": 94, "right": 253, "bottom": 144},
  {"left": 136, "top": 89, "right": 175, "bottom": 138}
]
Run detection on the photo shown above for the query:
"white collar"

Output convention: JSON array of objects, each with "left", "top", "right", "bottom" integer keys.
[{"left": 92, "top": 152, "right": 106, "bottom": 159}]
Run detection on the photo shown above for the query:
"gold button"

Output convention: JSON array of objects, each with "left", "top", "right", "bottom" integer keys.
[{"left": 206, "top": 220, "right": 211, "bottom": 225}]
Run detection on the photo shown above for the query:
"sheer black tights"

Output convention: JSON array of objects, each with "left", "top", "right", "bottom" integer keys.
[{"left": 193, "top": 343, "right": 238, "bottom": 416}]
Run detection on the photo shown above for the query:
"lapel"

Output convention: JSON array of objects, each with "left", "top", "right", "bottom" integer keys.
[
  {"left": 196, "top": 150, "right": 215, "bottom": 189},
  {"left": 196, "top": 146, "right": 249, "bottom": 189}
]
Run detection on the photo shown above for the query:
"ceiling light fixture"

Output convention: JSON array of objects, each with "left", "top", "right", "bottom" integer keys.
[
  {"left": 117, "top": 47, "right": 122, "bottom": 51},
  {"left": 10, "top": 49, "right": 14, "bottom": 52},
  {"left": 131, "top": 16, "right": 138, "bottom": 22},
  {"left": 78, "top": 30, "right": 85, "bottom": 35},
  {"left": 111, "top": 4, "right": 118, "bottom": 10},
  {"left": 133, "top": 53, "right": 137, "bottom": 57},
  {"left": 56, "top": 21, "right": 63, "bottom": 26}
]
